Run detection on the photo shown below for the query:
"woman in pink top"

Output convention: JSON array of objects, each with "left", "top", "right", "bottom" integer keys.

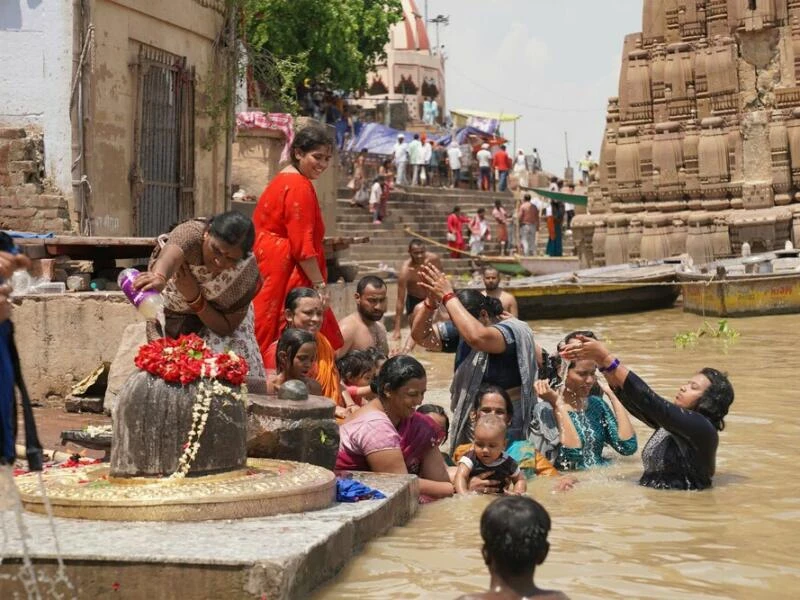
[{"left": 336, "top": 355, "right": 454, "bottom": 500}]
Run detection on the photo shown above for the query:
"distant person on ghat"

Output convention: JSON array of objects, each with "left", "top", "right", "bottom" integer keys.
[{"left": 391, "top": 240, "right": 442, "bottom": 342}]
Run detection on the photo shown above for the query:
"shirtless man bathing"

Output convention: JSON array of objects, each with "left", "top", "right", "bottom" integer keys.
[
  {"left": 337, "top": 275, "right": 389, "bottom": 357},
  {"left": 392, "top": 240, "right": 442, "bottom": 343}
]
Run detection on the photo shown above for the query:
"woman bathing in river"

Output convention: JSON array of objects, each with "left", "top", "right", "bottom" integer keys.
[
  {"left": 560, "top": 334, "right": 734, "bottom": 490},
  {"left": 535, "top": 331, "right": 637, "bottom": 471}
]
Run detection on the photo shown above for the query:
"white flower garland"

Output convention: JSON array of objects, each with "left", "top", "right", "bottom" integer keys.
[{"left": 169, "top": 355, "right": 248, "bottom": 480}]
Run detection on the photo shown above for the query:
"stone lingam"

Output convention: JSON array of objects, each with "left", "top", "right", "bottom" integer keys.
[{"left": 14, "top": 335, "right": 336, "bottom": 521}]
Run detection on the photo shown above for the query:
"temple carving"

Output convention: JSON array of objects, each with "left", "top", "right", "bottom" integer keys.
[{"left": 575, "top": 0, "right": 800, "bottom": 266}]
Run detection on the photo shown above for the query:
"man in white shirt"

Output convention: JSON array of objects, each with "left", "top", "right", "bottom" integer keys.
[
  {"left": 408, "top": 134, "right": 424, "bottom": 186},
  {"left": 393, "top": 134, "right": 409, "bottom": 186},
  {"left": 421, "top": 139, "right": 433, "bottom": 186},
  {"left": 579, "top": 150, "right": 592, "bottom": 185},
  {"left": 447, "top": 141, "right": 463, "bottom": 188},
  {"left": 476, "top": 143, "right": 492, "bottom": 191}
]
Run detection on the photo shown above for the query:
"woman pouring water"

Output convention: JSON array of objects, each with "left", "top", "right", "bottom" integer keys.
[
  {"left": 132, "top": 211, "right": 266, "bottom": 380},
  {"left": 560, "top": 334, "right": 734, "bottom": 490}
]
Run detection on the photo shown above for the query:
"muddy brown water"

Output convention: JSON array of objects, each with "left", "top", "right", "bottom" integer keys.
[{"left": 314, "top": 307, "right": 800, "bottom": 599}]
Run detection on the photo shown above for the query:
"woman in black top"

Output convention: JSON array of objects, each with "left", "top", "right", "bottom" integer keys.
[{"left": 561, "top": 334, "right": 734, "bottom": 490}]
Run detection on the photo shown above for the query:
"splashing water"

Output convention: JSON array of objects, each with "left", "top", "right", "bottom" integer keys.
[{"left": 0, "top": 465, "right": 76, "bottom": 599}]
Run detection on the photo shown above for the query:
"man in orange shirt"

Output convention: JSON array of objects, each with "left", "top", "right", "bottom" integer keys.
[{"left": 492, "top": 144, "right": 512, "bottom": 192}]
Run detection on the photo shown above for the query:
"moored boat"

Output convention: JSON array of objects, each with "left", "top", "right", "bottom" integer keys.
[
  {"left": 502, "top": 262, "right": 681, "bottom": 320},
  {"left": 488, "top": 255, "right": 580, "bottom": 277},
  {"left": 679, "top": 249, "right": 800, "bottom": 317}
]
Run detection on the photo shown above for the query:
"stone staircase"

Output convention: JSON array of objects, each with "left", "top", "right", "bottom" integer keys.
[{"left": 335, "top": 185, "right": 573, "bottom": 278}]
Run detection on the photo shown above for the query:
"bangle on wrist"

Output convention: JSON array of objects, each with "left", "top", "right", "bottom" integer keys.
[
  {"left": 423, "top": 299, "right": 439, "bottom": 311},
  {"left": 599, "top": 357, "right": 620, "bottom": 373},
  {"left": 187, "top": 291, "right": 202, "bottom": 306},
  {"left": 441, "top": 292, "right": 456, "bottom": 305}
]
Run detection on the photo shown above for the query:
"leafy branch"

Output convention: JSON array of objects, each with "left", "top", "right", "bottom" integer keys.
[{"left": 674, "top": 319, "right": 740, "bottom": 349}]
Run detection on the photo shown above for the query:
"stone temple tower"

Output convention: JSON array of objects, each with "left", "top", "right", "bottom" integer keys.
[{"left": 574, "top": 1, "right": 800, "bottom": 267}]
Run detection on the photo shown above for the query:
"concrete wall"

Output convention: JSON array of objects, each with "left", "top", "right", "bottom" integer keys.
[
  {"left": 84, "top": 0, "right": 227, "bottom": 236},
  {"left": 10, "top": 293, "right": 144, "bottom": 402},
  {"left": 0, "top": 0, "right": 73, "bottom": 195},
  {"left": 231, "top": 128, "right": 285, "bottom": 199}
]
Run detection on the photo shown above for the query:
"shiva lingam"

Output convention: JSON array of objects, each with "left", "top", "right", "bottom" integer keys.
[{"left": 14, "top": 335, "right": 336, "bottom": 521}]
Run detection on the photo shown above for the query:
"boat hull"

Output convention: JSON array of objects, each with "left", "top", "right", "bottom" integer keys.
[
  {"left": 489, "top": 256, "right": 580, "bottom": 277},
  {"left": 680, "top": 273, "right": 800, "bottom": 317},
  {"left": 508, "top": 280, "right": 680, "bottom": 320}
]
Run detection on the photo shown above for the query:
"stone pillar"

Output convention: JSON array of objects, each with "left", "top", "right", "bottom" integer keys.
[{"left": 604, "top": 214, "right": 630, "bottom": 265}]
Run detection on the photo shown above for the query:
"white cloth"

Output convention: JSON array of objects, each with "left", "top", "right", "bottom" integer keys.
[
  {"left": 565, "top": 202, "right": 575, "bottom": 211},
  {"left": 422, "top": 142, "right": 433, "bottom": 164},
  {"left": 369, "top": 181, "right": 382, "bottom": 207},
  {"left": 393, "top": 142, "right": 408, "bottom": 163},
  {"left": 408, "top": 139, "right": 424, "bottom": 165},
  {"left": 447, "top": 146, "right": 463, "bottom": 170},
  {"left": 476, "top": 149, "right": 492, "bottom": 168}
]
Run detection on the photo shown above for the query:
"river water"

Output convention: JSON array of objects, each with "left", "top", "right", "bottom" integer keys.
[{"left": 314, "top": 307, "right": 800, "bottom": 599}]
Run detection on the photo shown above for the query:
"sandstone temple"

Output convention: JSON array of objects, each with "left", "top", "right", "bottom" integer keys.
[{"left": 575, "top": 0, "right": 800, "bottom": 267}]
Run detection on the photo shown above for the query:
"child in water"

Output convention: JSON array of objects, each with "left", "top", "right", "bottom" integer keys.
[
  {"left": 454, "top": 414, "right": 527, "bottom": 495},
  {"left": 417, "top": 403, "right": 454, "bottom": 466},
  {"left": 267, "top": 328, "right": 322, "bottom": 395},
  {"left": 336, "top": 350, "right": 377, "bottom": 407}
]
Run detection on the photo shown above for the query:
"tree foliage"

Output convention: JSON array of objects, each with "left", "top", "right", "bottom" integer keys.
[{"left": 243, "top": 0, "right": 404, "bottom": 93}]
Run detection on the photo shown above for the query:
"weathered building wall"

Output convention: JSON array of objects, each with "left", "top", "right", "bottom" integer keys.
[
  {"left": 231, "top": 129, "right": 285, "bottom": 199},
  {"left": 0, "top": 0, "right": 74, "bottom": 197},
  {"left": 85, "top": 0, "right": 227, "bottom": 236}
]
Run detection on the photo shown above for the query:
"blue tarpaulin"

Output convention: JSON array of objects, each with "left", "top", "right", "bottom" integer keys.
[
  {"left": 335, "top": 477, "right": 386, "bottom": 502},
  {"left": 346, "top": 123, "right": 448, "bottom": 155}
]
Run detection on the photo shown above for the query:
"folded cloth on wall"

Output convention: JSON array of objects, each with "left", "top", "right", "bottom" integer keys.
[{"left": 335, "top": 477, "right": 386, "bottom": 502}]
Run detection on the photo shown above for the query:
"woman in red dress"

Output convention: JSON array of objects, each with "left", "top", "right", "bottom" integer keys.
[
  {"left": 252, "top": 124, "right": 342, "bottom": 363},
  {"left": 446, "top": 206, "right": 470, "bottom": 258}
]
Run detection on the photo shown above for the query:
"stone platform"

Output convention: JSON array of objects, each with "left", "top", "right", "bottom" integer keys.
[{"left": 0, "top": 472, "right": 418, "bottom": 599}]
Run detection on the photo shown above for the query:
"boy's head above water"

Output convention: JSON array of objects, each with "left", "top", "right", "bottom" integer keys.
[{"left": 473, "top": 414, "right": 507, "bottom": 465}]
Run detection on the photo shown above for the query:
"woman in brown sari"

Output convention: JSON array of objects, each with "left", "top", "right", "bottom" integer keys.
[{"left": 133, "top": 211, "right": 266, "bottom": 379}]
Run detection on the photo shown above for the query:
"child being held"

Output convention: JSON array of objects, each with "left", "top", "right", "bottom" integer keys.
[
  {"left": 267, "top": 328, "right": 322, "bottom": 395},
  {"left": 336, "top": 350, "right": 377, "bottom": 407},
  {"left": 417, "top": 403, "right": 454, "bottom": 467},
  {"left": 454, "top": 414, "right": 527, "bottom": 495}
]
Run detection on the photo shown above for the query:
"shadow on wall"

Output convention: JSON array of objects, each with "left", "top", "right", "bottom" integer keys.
[{"left": 0, "top": 0, "right": 42, "bottom": 30}]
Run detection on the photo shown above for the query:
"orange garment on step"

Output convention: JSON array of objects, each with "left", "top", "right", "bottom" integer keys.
[{"left": 252, "top": 172, "right": 343, "bottom": 365}]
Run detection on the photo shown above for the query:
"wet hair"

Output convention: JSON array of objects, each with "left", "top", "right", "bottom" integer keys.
[
  {"left": 696, "top": 368, "right": 734, "bottom": 431},
  {"left": 456, "top": 289, "right": 503, "bottom": 320},
  {"left": 370, "top": 355, "right": 426, "bottom": 399},
  {"left": 336, "top": 350, "right": 374, "bottom": 384},
  {"left": 474, "top": 383, "right": 514, "bottom": 419},
  {"left": 481, "top": 496, "right": 551, "bottom": 575},
  {"left": 208, "top": 211, "right": 255, "bottom": 255},
  {"left": 290, "top": 123, "right": 333, "bottom": 166},
  {"left": 417, "top": 404, "right": 449, "bottom": 443},
  {"left": 500, "top": 144, "right": 506, "bottom": 150},
  {"left": 414, "top": 133, "right": 420, "bottom": 140},
  {"left": 559, "top": 330, "right": 598, "bottom": 368},
  {"left": 356, "top": 275, "right": 386, "bottom": 295},
  {"left": 276, "top": 328, "right": 316, "bottom": 374},
  {"left": 363, "top": 346, "right": 388, "bottom": 367},
  {"left": 474, "top": 413, "right": 507, "bottom": 439},
  {"left": 408, "top": 239, "right": 425, "bottom": 251},
  {"left": 482, "top": 266, "right": 499, "bottom": 277},
  {"left": 550, "top": 176, "right": 558, "bottom": 184},
  {"left": 494, "top": 199, "right": 502, "bottom": 207},
  {"left": 284, "top": 287, "right": 320, "bottom": 311}
]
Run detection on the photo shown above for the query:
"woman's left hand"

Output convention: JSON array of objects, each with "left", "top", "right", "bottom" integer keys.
[
  {"left": 0, "top": 283, "right": 12, "bottom": 322},
  {"left": 174, "top": 263, "right": 200, "bottom": 302},
  {"left": 560, "top": 334, "right": 611, "bottom": 364},
  {"left": 417, "top": 263, "right": 453, "bottom": 302},
  {"left": 534, "top": 379, "right": 559, "bottom": 406}
]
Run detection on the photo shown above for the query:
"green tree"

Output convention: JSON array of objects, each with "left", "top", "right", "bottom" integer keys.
[{"left": 244, "top": 0, "right": 404, "bottom": 94}]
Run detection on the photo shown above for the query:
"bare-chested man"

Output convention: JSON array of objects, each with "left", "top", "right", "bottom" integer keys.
[
  {"left": 338, "top": 276, "right": 389, "bottom": 357},
  {"left": 482, "top": 267, "right": 518, "bottom": 317},
  {"left": 392, "top": 240, "right": 443, "bottom": 341}
]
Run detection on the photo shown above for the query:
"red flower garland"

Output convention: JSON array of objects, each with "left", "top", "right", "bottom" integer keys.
[{"left": 134, "top": 334, "right": 249, "bottom": 386}]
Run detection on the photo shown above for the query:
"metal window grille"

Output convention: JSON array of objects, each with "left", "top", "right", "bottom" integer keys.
[{"left": 131, "top": 44, "right": 195, "bottom": 237}]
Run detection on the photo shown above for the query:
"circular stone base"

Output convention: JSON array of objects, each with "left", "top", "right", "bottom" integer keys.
[{"left": 15, "top": 459, "right": 335, "bottom": 521}]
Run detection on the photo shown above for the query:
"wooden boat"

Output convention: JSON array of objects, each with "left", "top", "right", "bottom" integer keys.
[
  {"left": 679, "top": 249, "right": 800, "bottom": 317},
  {"left": 488, "top": 255, "right": 580, "bottom": 277},
  {"left": 502, "top": 262, "right": 681, "bottom": 320}
]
